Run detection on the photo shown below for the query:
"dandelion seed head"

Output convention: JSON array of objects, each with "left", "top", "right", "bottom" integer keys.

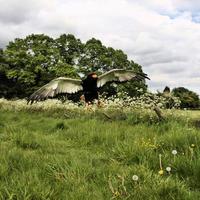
[
  {"left": 166, "top": 167, "right": 171, "bottom": 172},
  {"left": 132, "top": 175, "right": 139, "bottom": 181},
  {"left": 172, "top": 150, "right": 177, "bottom": 155}
]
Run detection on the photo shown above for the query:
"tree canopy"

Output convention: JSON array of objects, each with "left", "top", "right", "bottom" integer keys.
[{"left": 0, "top": 34, "right": 148, "bottom": 99}]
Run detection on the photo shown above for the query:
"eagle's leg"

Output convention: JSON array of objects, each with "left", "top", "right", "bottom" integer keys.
[
  {"left": 85, "top": 101, "right": 93, "bottom": 111},
  {"left": 80, "top": 95, "right": 86, "bottom": 106},
  {"left": 83, "top": 92, "right": 95, "bottom": 110},
  {"left": 80, "top": 95, "right": 91, "bottom": 110}
]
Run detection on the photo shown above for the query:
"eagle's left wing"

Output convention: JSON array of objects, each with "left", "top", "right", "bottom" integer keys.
[
  {"left": 97, "top": 69, "right": 150, "bottom": 88},
  {"left": 27, "top": 77, "right": 83, "bottom": 104}
]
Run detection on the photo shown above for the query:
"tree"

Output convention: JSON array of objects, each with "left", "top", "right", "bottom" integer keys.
[
  {"left": 78, "top": 38, "right": 148, "bottom": 97},
  {"left": 3, "top": 34, "right": 78, "bottom": 98},
  {"left": 172, "top": 87, "right": 199, "bottom": 109},
  {"left": 55, "top": 34, "right": 83, "bottom": 66}
]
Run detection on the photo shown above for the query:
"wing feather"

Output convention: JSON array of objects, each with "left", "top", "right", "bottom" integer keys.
[
  {"left": 28, "top": 77, "right": 83, "bottom": 103},
  {"left": 97, "top": 69, "right": 150, "bottom": 88}
]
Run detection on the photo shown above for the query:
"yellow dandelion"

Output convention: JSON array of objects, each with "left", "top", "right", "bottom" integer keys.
[
  {"left": 114, "top": 191, "right": 120, "bottom": 197},
  {"left": 158, "top": 169, "right": 164, "bottom": 175},
  {"left": 191, "top": 144, "right": 195, "bottom": 148}
]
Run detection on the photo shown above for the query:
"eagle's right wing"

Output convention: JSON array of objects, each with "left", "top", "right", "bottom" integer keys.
[
  {"left": 97, "top": 69, "right": 150, "bottom": 88},
  {"left": 28, "top": 77, "right": 83, "bottom": 103}
]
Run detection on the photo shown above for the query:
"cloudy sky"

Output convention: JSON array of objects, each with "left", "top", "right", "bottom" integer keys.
[{"left": 0, "top": 0, "right": 200, "bottom": 94}]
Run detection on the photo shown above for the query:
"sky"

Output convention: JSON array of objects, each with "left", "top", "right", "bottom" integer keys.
[{"left": 0, "top": 0, "right": 200, "bottom": 94}]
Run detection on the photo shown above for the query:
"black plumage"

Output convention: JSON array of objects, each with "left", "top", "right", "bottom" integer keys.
[
  {"left": 28, "top": 69, "right": 150, "bottom": 104},
  {"left": 82, "top": 73, "right": 98, "bottom": 103}
]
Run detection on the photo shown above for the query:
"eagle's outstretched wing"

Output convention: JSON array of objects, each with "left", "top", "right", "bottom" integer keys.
[
  {"left": 97, "top": 69, "right": 150, "bottom": 88},
  {"left": 28, "top": 77, "right": 83, "bottom": 104}
]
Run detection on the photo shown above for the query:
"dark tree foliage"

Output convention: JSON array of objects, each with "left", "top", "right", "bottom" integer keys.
[
  {"left": 172, "top": 87, "right": 200, "bottom": 109},
  {"left": 0, "top": 34, "right": 148, "bottom": 99},
  {"left": 0, "top": 48, "right": 13, "bottom": 97}
]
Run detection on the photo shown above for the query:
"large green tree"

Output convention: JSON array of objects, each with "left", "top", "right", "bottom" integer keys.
[
  {"left": 1, "top": 34, "right": 148, "bottom": 99},
  {"left": 2, "top": 34, "right": 78, "bottom": 97}
]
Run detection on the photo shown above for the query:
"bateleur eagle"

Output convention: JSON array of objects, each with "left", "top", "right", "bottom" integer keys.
[{"left": 28, "top": 69, "right": 150, "bottom": 104}]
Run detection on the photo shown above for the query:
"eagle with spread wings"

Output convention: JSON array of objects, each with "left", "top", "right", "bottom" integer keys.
[{"left": 28, "top": 69, "right": 150, "bottom": 104}]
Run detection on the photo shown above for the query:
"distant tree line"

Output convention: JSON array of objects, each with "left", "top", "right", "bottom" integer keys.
[
  {"left": 0, "top": 34, "right": 147, "bottom": 100},
  {"left": 162, "top": 86, "right": 200, "bottom": 109},
  {"left": 172, "top": 87, "right": 199, "bottom": 109}
]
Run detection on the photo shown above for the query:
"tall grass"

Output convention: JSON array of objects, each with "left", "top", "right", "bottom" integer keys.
[{"left": 0, "top": 99, "right": 200, "bottom": 199}]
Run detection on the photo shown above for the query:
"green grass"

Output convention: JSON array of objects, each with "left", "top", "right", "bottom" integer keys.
[{"left": 0, "top": 103, "right": 200, "bottom": 199}]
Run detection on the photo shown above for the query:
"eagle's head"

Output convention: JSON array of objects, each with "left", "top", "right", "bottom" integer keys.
[{"left": 87, "top": 72, "right": 98, "bottom": 79}]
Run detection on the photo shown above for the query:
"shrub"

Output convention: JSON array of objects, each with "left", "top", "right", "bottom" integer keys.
[{"left": 172, "top": 87, "right": 199, "bottom": 109}]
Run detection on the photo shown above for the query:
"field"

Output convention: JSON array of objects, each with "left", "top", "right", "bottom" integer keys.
[{"left": 0, "top": 99, "right": 200, "bottom": 200}]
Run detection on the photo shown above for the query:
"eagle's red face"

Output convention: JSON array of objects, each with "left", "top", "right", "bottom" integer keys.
[
  {"left": 91, "top": 74, "right": 98, "bottom": 79},
  {"left": 88, "top": 72, "right": 98, "bottom": 79}
]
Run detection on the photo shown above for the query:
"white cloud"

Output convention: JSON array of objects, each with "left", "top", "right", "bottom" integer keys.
[{"left": 0, "top": 0, "right": 199, "bottom": 94}]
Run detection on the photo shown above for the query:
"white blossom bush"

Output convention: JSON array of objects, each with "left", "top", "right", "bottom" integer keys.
[
  {"left": 101, "top": 91, "right": 181, "bottom": 109},
  {"left": 0, "top": 91, "right": 180, "bottom": 113},
  {"left": 0, "top": 98, "right": 80, "bottom": 112}
]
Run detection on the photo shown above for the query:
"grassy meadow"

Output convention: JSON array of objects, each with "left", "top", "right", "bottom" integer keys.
[{"left": 0, "top": 99, "right": 200, "bottom": 200}]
